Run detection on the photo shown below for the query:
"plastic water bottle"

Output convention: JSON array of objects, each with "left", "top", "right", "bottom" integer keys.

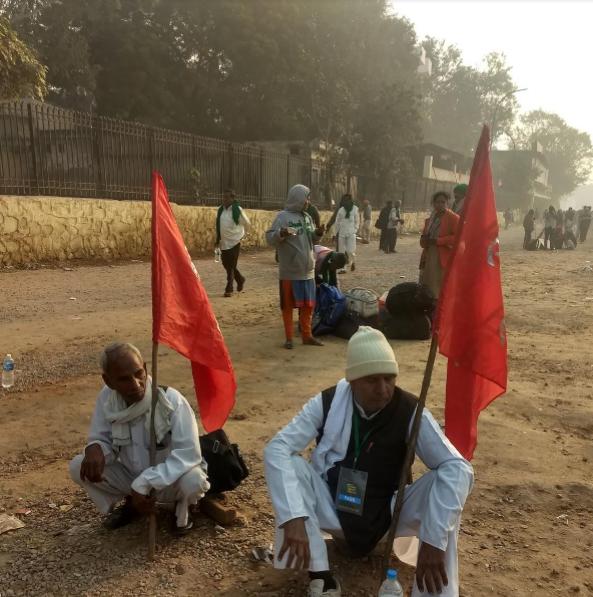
[
  {"left": 378, "top": 568, "right": 403, "bottom": 596},
  {"left": 2, "top": 354, "right": 15, "bottom": 389},
  {"left": 214, "top": 247, "right": 221, "bottom": 263}
]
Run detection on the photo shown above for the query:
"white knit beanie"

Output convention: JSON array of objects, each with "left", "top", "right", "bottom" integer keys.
[{"left": 345, "top": 326, "right": 399, "bottom": 382}]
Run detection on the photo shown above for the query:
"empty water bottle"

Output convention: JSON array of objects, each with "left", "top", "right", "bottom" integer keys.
[
  {"left": 214, "top": 247, "right": 221, "bottom": 263},
  {"left": 378, "top": 568, "right": 403, "bottom": 596},
  {"left": 2, "top": 354, "right": 15, "bottom": 389}
]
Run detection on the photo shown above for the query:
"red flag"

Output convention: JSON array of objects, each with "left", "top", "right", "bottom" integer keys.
[
  {"left": 435, "top": 126, "right": 507, "bottom": 460},
  {"left": 151, "top": 172, "right": 236, "bottom": 431}
]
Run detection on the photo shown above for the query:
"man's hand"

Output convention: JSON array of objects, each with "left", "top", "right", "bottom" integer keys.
[
  {"left": 416, "top": 542, "right": 448, "bottom": 594},
  {"left": 315, "top": 225, "right": 325, "bottom": 237},
  {"left": 130, "top": 489, "right": 155, "bottom": 515},
  {"left": 279, "top": 227, "right": 290, "bottom": 239},
  {"left": 278, "top": 517, "right": 310, "bottom": 569},
  {"left": 80, "top": 443, "right": 105, "bottom": 483}
]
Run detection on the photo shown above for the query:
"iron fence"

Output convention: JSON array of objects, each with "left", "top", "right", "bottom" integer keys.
[
  {"left": 0, "top": 100, "right": 324, "bottom": 209},
  {"left": 0, "top": 100, "right": 463, "bottom": 213}
]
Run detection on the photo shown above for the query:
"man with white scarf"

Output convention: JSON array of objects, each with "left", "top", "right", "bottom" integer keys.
[
  {"left": 264, "top": 327, "right": 474, "bottom": 597},
  {"left": 69, "top": 342, "right": 209, "bottom": 533}
]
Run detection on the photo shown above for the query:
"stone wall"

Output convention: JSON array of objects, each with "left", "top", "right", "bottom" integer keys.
[
  {"left": 0, "top": 195, "right": 506, "bottom": 266},
  {"left": 0, "top": 196, "right": 289, "bottom": 265}
]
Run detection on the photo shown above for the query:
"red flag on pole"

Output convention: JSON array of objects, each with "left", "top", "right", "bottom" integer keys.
[
  {"left": 151, "top": 172, "right": 236, "bottom": 432},
  {"left": 435, "top": 125, "right": 507, "bottom": 460}
]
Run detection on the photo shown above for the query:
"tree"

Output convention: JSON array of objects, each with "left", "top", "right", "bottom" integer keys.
[
  {"left": 350, "top": 84, "right": 421, "bottom": 201},
  {"left": 478, "top": 52, "right": 519, "bottom": 142},
  {"left": 2, "top": 0, "right": 423, "bottom": 202},
  {"left": 421, "top": 39, "right": 519, "bottom": 155},
  {"left": 513, "top": 110, "right": 593, "bottom": 199},
  {"left": 0, "top": 16, "right": 46, "bottom": 100}
]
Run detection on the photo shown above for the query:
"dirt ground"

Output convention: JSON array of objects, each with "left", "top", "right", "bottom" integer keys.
[{"left": 1, "top": 225, "right": 592, "bottom": 596}]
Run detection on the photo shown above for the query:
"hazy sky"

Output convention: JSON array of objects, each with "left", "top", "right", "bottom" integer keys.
[{"left": 391, "top": 1, "right": 593, "bottom": 143}]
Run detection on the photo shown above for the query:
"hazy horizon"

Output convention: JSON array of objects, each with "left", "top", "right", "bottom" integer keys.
[{"left": 392, "top": 0, "right": 593, "bottom": 201}]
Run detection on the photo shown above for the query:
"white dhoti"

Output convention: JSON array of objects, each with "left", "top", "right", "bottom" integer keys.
[
  {"left": 69, "top": 455, "right": 209, "bottom": 527},
  {"left": 337, "top": 233, "right": 356, "bottom": 265},
  {"left": 272, "top": 456, "right": 461, "bottom": 597}
]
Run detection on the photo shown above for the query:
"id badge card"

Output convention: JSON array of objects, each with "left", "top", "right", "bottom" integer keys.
[{"left": 335, "top": 467, "right": 368, "bottom": 516}]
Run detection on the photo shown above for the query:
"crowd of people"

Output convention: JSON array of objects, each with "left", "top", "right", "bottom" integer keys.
[
  {"left": 522, "top": 205, "right": 590, "bottom": 250},
  {"left": 215, "top": 184, "right": 468, "bottom": 349},
  {"left": 69, "top": 183, "right": 590, "bottom": 597}
]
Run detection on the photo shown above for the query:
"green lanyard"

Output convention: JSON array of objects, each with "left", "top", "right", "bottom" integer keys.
[{"left": 352, "top": 409, "right": 374, "bottom": 469}]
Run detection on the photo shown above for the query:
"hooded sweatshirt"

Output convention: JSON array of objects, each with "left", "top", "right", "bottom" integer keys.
[{"left": 266, "top": 184, "right": 317, "bottom": 280}]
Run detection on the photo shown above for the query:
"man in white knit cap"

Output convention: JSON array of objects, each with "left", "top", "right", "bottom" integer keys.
[{"left": 264, "top": 327, "right": 474, "bottom": 597}]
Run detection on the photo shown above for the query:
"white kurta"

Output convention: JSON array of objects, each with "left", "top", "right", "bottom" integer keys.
[
  {"left": 219, "top": 205, "right": 250, "bottom": 251},
  {"left": 264, "top": 381, "right": 474, "bottom": 597},
  {"left": 335, "top": 206, "right": 359, "bottom": 265},
  {"left": 70, "top": 386, "right": 209, "bottom": 526}
]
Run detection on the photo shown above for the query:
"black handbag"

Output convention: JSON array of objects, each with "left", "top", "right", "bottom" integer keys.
[{"left": 199, "top": 429, "right": 249, "bottom": 494}]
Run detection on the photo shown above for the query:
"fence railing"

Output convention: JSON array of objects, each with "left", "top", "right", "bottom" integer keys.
[
  {"left": 0, "top": 99, "right": 465, "bottom": 213},
  {"left": 0, "top": 100, "right": 325, "bottom": 209}
]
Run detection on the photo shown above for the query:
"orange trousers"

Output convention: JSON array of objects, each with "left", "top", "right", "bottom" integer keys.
[{"left": 280, "top": 280, "right": 313, "bottom": 341}]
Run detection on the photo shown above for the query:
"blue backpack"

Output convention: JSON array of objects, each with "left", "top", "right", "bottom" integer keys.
[{"left": 313, "top": 283, "right": 347, "bottom": 335}]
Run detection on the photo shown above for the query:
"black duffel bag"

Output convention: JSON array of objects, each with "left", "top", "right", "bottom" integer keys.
[
  {"left": 385, "top": 282, "right": 436, "bottom": 317},
  {"left": 200, "top": 429, "right": 249, "bottom": 494},
  {"left": 380, "top": 311, "right": 432, "bottom": 340}
]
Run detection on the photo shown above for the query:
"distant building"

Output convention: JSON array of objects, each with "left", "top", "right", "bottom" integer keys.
[
  {"left": 395, "top": 143, "right": 471, "bottom": 211},
  {"left": 249, "top": 139, "right": 353, "bottom": 208},
  {"left": 413, "top": 143, "right": 471, "bottom": 185},
  {"left": 492, "top": 142, "right": 552, "bottom": 211}
]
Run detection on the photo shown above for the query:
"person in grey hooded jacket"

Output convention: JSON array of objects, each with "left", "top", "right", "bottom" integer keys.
[{"left": 267, "top": 184, "right": 325, "bottom": 349}]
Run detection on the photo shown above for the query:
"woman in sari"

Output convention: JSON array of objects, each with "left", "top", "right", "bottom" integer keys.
[{"left": 419, "top": 191, "right": 460, "bottom": 299}]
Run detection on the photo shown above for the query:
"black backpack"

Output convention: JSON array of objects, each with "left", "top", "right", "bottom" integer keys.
[
  {"left": 385, "top": 282, "right": 435, "bottom": 317},
  {"left": 200, "top": 429, "right": 249, "bottom": 495},
  {"left": 380, "top": 311, "right": 432, "bottom": 341},
  {"left": 159, "top": 386, "right": 249, "bottom": 494}
]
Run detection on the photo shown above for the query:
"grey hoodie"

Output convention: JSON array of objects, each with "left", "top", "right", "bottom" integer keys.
[{"left": 266, "top": 184, "right": 317, "bottom": 280}]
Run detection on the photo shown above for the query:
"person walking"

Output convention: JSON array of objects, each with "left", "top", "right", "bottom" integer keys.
[
  {"left": 543, "top": 206, "right": 556, "bottom": 250},
  {"left": 376, "top": 200, "right": 392, "bottom": 253},
  {"left": 419, "top": 191, "right": 459, "bottom": 299},
  {"left": 266, "top": 184, "right": 326, "bottom": 349},
  {"left": 326, "top": 195, "right": 348, "bottom": 250},
  {"left": 578, "top": 206, "right": 592, "bottom": 243},
  {"left": 504, "top": 208, "right": 513, "bottom": 230},
  {"left": 216, "top": 189, "right": 250, "bottom": 297},
  {"left": 386, "top": 199, "right": 404, "bottom": 253},
  {"left": 554, "top": 209, "right": 565, "bottom": 249},
  {"left": 564, "top": 208, "right": 578, "bottom": 248},
  {"left": 360, "top": 199, "right": 372, "bottom": 244},
  {"left": 334, "top": 194, "right": 359, "bottom": 272},
  {"left": 522, "top": 209, "right": 535, "bottom": 249}
]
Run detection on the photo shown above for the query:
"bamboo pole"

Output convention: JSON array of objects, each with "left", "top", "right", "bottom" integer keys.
[
  {"left": 147, "top": 341, "right": 158, "bottom": 561},
  {"left": 381, "top": 333, "right": 439, "bottom": 581}
]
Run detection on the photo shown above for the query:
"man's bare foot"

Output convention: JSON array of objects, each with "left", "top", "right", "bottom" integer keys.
[{"left": 303, "top": 337, "right": 324, "bottom": 346}]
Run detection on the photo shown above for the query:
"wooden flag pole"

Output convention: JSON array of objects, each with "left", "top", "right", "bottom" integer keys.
[
  {"left": 147, "top": 340, "right": 159, "bottom": 561},
  {"left": 381, "top": 333, "right": 439, "bottom": 582}
]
